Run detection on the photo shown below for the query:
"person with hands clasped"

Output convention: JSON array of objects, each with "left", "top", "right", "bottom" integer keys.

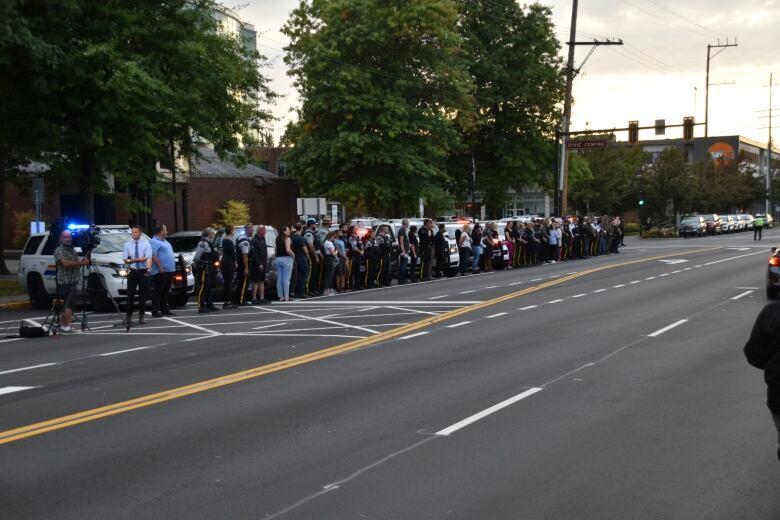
[{"left": 123, "top": 225, "right": 152, "bottom": 325}]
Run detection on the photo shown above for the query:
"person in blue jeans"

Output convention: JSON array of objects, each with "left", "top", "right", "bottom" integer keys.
[
  {"left": 275, "top": 225, "right": 295, "bottom": 301},
  {"left": 470, "top": 223, "right": 483, "bottom": 274}
]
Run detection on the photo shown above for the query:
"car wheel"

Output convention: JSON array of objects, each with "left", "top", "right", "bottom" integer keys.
[
  {"left": 767, "top": 286, "right": 779, "bottom": 300},
  {"left": 168, "top": 294, "right": 188, "bottom": 307},
  {"left": 27, "top": 274, "right": 51, "bottom": 309}
]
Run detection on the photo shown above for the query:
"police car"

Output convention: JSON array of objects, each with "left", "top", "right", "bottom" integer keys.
[
  {"left": 19, "top": 225, "right": 194, "bottom": 310},
  {"left": 767, "top": 246, "right": 780, "bottom": 299}
]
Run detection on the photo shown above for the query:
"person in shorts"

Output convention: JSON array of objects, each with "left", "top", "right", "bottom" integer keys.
[{"left": 53, "top": 230, "right": 89, "bottom": 333}]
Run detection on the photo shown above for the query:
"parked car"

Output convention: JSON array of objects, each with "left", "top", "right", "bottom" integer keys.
[
  {"left": 701, "top": 214, "right": 721, "bottom": 235},
  {"left": 19, "top": 225, "right": 193, "bottom": 310},
  {"left": 720, "top": 215, "right": 736, "bottom": 233},
  {"left": 755, "top": 213, "right": 774, "bottom": 229},
  {"left": 737, "top": 214, "right": 753, "bottom": 231},
  {"left": 678, "top": 216, "right": 706, "bottom": 237}
]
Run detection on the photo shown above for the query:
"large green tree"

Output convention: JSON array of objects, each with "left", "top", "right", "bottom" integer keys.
[
  {"left": 3, "top": 0, "right": 273, "bottom": 225},
  {"left": 282, "top": 0, "right": 475, "bottom": 216},
  {"left": 641, "top": 148, "right": 694, "bottom": 217},
  {"left": 568, "top": 139, "right": 647, "bottom": 215},
  {"left": 453, "top": 0, "right": 565, "bottom": 218}
]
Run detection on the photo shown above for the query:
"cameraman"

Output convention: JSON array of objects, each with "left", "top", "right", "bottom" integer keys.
[
  {"left": 123, "top": 225, "right": 152, "bottom": 325},
  {"left": 53, "top": 230, "right": 89, "bottom": 333}
]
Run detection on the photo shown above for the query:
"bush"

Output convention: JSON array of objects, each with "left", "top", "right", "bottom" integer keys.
[
  {"left": 13, "top": 210, "right": 37, "bottom": 249},
  {"left": 642, "top": 227, "right": 677, "bottom": 238},
  {"left": 213, "top": 199, "right": 251, "bottom": 228},
  {"left": 624, "top": 222, "right": 640, "bottom": 234}
]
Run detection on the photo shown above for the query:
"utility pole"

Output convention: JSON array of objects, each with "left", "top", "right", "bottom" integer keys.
[
  {"left": 169, "top": 138, "right": 179, "bottom": 232},
  {"left": 558, "top": 0, "right": 622, "bottom": 216},
  {"left": 703, "top": 39, "right": 737, "bottom": 176},
  {"left": 764, "top": 73, "right": 779, "bottom": 216}
]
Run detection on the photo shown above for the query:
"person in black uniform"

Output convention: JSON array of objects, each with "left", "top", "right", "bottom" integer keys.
[
  {"left": 291, "top": 222, "right": 309, "bottom": 299},
  {"left": 193, "top": 227, "right": 219, "bottom": 313},
  {"left": 363, "top": 229, "right": 379, "bottom": 288},
  {"left": 409, "top": 225, "right": 419, "bottom": 282},
  {"left": 234, "top": 224, "right": 253, "bottom": 305},
  {"left": 397, "top": 220, "right": 410, "bottom": 285},
  {"left": 434, "top": 223, "right": 448, "bottom": 277},
  {"left": 220, "top": 224, "right": 238, "bottom": 309},
  {"left": 303, "top": 219, "right": 321, "bottom": 296},
  {"left": 418, "top": 219, "right": 433, "bottom": 281},
  {"left": 376, "top": 225, "right": 392, "bottom": 286},
  {"left": 570, "top": 218, "right": 581, "bottom": 259},
  {"left": 347, "top": 226, "right": 364, "bottom": 290}
]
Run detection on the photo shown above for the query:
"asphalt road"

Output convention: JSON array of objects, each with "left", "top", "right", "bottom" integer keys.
[{"left": 0, "top": 233, "right": 778, "bottom": 519}]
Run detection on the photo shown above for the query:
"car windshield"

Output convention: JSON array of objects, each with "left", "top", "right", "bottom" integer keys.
[
  {"left": 682, "top": 218, "right": 700, "bottom": 224},
  {"left": 168, "top": 235, "right": 201, "bottom": 253},
  {"left": 92, "top": 233, "right": 145, "bottom": 254}
]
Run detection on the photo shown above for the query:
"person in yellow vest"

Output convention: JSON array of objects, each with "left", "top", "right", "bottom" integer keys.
[{"left": 754, "top": 215, "right": 765, "bottom": 241}]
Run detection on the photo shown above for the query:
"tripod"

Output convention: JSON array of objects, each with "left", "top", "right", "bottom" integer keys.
[{"left": 42, "top": 252, "right": 129, "bottom": 335}]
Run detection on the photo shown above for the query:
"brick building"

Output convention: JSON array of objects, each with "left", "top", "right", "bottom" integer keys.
[{"left": 2, "top": 144, "right": 298, "bottom": 248}]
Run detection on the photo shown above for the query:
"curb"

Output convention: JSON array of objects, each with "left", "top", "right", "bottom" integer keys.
[{"left": 0, "top": 301, "right": 30, "bottom": 311}]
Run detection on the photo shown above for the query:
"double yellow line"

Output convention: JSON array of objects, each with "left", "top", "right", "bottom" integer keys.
[{"left": 0, "top": 248, "right": 715, "bottom": 446}]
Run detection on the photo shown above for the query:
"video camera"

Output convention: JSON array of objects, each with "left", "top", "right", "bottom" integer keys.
[
  {"left": 49, "top": 218, "right": 101, "bottom": 254},
  {"left": 68, "top": 224, "right": 101, "bottom": 252}
]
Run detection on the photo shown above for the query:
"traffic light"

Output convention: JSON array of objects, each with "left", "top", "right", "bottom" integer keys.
[
  {"left": 639, "top": 199, "right": 645, "bottom": 206},
  {"left": 628, "top": 121, "right": 639, "bottom": 144},
  {"left": 683, "top": 116, "right": 694, "bottom": 142}
]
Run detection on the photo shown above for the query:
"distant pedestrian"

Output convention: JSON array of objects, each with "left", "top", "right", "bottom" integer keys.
[
  {"left": 754, "top": 215, "right": 765, "bottom": 241},
  {"left": 744, "top": 301, "right": 780, "bottom": 461}
]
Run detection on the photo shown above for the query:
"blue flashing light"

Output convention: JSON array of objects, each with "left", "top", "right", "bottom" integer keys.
[{"left": 67, "top": 223, "right": 90, "bottom": 231}]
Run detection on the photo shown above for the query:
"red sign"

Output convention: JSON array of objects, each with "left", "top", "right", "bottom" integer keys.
[{"left": 566, "top": 140, "right": 608, "bottom": 150}]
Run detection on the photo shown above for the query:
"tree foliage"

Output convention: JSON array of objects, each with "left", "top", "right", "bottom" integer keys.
[
  {"left": 282, "top": 0, "right": 475, "bottom": 216},
  {"left": 568, "top": 140, "right": 646, "bottom": 215},
  {"left": 2, "top": 0, "right": 274, "bottom": 222},
  {"left": 453, "top": 0, "right": 564, "bottom": 217},
  {"left": 213, "top": 199, "right": 251, "bottom": 228}
]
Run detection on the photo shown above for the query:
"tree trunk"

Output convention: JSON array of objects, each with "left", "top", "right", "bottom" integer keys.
[
  {"left": 0, "top": 162, "right": 12, "bottom": 275},
  {"left": 79, "top": 150, "right": 95, "bottom": 222}
]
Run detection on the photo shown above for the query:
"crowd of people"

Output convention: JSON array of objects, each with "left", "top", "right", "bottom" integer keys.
[
  {"left": 50, "top": 215, "right": 626, "bottom": 327},
  {"left": 195, "top": 215, "right": 627, "bottom": 306}
]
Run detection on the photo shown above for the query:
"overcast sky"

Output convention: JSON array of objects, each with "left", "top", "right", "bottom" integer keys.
[{"left": 241, "top": 0, "right": 780, "bottom": 145}]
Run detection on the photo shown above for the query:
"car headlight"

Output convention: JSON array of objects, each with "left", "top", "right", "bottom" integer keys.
[
  {"left": 113, "top": 267, "right": 129, "bottom": 278},
  {"left": 449, "top": 246, "right": 457, "bottom": 254}
]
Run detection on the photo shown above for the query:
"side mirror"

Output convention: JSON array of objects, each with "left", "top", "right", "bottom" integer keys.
[{"left": 772, "top": 247, "right": 777, "bottom": 254}]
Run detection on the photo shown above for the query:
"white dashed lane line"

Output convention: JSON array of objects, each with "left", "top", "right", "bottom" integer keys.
[
  {"left": 520, "top": 305, "right": 538, "bottom": 310},
  {"left": 593, "top": 289, "right": 607, "bottom": 293},
  {"left": 98, "top": 347, "right": 151, "bottom": 357},
  {"left": 613, "top": 284, "right": 625, "bottom": 288},
  {"left": 572, "top": 294, "right": 586, "bottom": 298},
  {"left": 630, "top": 280, "right": 640, "bottom": 284},
  {"left": 400, "top": 331, "right": 429, "bottom": 340},
  {"left": 428, "top": 295, "right": 448, "bottom": 300},
  {"left": 486, "top": 312, "right": 507, "bottom": 319},
  {"left": 731, "top": 290, "right": 754, "bottom": 300},
  {"left": 459, "top": 290, "right": 477, "bottom": 294},
  {"left": 648, "top": 319, "right": 688, "bottom": 337},
  {"left": 547, "top": 299, "right": 564, "bottom": 304},
  {"left": 0, "top": 386, "right": 36, "bottom": 396},
  {"left": 0, "top": 363, "right": 58, "bottom": 376},
  {"left": 645, "top": 276, "right": 656, "bottom": 280},
  {"left": 446, "top": 321, "right": 471, "bottom": 329}
]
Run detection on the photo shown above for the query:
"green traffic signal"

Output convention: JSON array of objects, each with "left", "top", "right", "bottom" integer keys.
[{"left": 639, "top": 199, "right": 645, "bottom": 206}]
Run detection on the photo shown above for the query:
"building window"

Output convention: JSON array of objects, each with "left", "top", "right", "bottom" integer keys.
[
  {"left": 258, "top": 160, "right": 270, "bottom": 171},
  {"left": 278, "top": 161, "right": 288, "bottom": 177}
]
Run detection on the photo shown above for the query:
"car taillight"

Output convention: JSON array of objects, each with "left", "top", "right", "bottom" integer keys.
[
  {"left": 493, "top": 239, "right": 500, "bottom": 245},
  {"left": 174, "top": 274, "right": 184, "bottom": 282},
  {"left": 769, "top": 257, "right": 780, "bottom": 267}
]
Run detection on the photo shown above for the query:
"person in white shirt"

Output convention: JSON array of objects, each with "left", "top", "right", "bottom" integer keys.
[{"left": 123, "top": 226, "right": 153, "bottom": 325}]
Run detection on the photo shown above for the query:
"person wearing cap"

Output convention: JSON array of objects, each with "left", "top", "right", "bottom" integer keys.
[
  {"left": 303, "top": 218, "right": 321, "bottom": 296},
  {"left": 233, "top": 224, "right": 254, "bottom": 305},
  {"left": 193, "top": 227, "right": 219, "bottom": 313},
  {"left": 250, "top": 225, "right": 270, "bottom": 304}
]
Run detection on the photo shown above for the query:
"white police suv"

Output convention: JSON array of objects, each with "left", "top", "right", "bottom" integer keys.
[{"left": 18, "top": 225, "right": 194, "bottom": 310}]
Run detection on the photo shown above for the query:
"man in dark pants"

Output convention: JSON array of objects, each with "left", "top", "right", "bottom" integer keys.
[
  {"left": 234, "top": 224, "right": 253, "bottom": 305},
  {"left": 220, "top": 224, "right": 238, "bottom": 309},
  {"left": 397, "top": 220, "right": 410, "bottom": 285},
  {"left": 434, "top": 223, "right": 448, "bottom": 277},
  {"left": 123, "top": 225, "right": 152, "bottom": 325},
  {"left": 754, "top": 215, "right": 765, "bottom": 241},
  {"left": 744, "top": 300, "right": 780, "bottom": 461},
  {"left": 194, "top": 227, "right": 220, "bottom": 313},
  {"left": 292, "top": 223, "right": 309, "bottom": 298},
  {"left": 418, "top": 219, "right": 433, "bottom": 281},
  {"left": 150, "top": 224, "right": 176, "bottom": 317}
]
